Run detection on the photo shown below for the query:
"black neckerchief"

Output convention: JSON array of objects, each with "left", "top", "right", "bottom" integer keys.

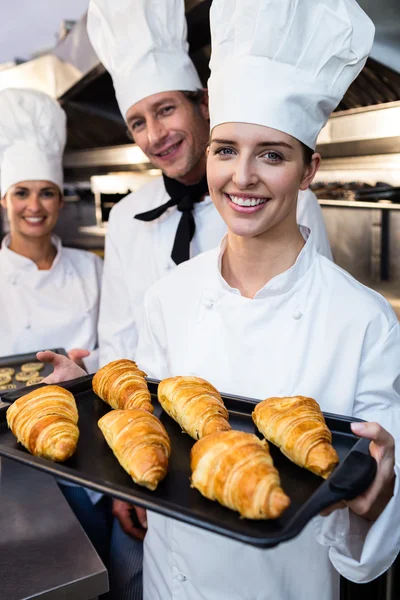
[{"left": 134, "top": 173, "right": 209, "bottom": 265}]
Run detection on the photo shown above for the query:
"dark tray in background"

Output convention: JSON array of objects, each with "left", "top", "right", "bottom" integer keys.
[
  {"left": 0, "top": 349, "right": 67, "bottom": 396},
  {"left": 0, "top": 376, "right": 376, "bottom": 548}
]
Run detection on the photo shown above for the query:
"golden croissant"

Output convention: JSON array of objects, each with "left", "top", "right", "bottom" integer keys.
[
  {"left": 93, "top": 359, "right": 153, "bottom": 413},
  {"left": 98, "top": 408, "right": 171, "bottom": 490},
  {"left": 252, "top": 396, "right": 339, "bottom": 478},
  {"left": 158, "top": 376, "right": 230, "bottom": 439},
  {"left": 6, "top": 385, "right": 79, "bottom": 462},
  {"left": 191, "top": 430, "right": 290, "bottom": 519}
]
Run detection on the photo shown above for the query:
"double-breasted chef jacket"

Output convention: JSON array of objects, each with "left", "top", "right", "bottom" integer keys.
[
  {"left": 99, "top": 176, "right": 332, "bottom": 366},
  {"left": 136, "top": 227, "right": 400, "bottom": 600},
  {"left": 0, "top": 234, "right": 102, "bottom": 369}
]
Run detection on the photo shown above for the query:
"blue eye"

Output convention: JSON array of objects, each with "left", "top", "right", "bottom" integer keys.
[
  {"left": 215, "top": 147, "right": 235, "bottom": 156},
  {"left": 264, "top": 151, "right": 282, "bottom": 162},
  {"left": 131, "top": 120, "right": 144, "bottom": 132}
]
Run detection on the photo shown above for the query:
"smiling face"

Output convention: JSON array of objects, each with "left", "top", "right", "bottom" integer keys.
[
  {"left": 126, "top": 90, "right": 210, "bottom": 184},
  {"left": 207, "top": 123, "right": 320, "bottom": 241},
  {"left": 1, "top": 180, "right": 63, "bottom": 242}
]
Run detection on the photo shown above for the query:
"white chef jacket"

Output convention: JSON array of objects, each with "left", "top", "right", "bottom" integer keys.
[
  {"left": 0, "top": 234, "right": 102, "bottom": 371},
  {"left": 98, "top": 176, "right": 332, "bottom": 366},
  {"left": 136, "top": 227, "right": 400, "bottom": 600}
]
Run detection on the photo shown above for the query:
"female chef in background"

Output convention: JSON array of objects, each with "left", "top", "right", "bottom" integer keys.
[
  {"left": 0, "top": 88, "right": 111, "bottom": 574},
  {"left": 0, "top": 88, "right": 101, "bottom": 371}
]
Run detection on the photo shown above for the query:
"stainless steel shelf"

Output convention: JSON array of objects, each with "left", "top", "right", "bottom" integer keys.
[{"left": 318, "top": 199, "right": 400, "bottom": 210}]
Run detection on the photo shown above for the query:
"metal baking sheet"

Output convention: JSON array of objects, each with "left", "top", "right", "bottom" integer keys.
[
  {"left": 0, "top": 349, "right": 67, "bottom": 396},
  {"left": 0, "top": 376, "right": 376, "bottom": 548}
]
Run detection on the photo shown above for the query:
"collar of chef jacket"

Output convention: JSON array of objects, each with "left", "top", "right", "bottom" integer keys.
[
  {"left": 1, "top": 234, "right": 63, "bottom": 279},
  {"left": 216, "top": 225, "right": 315, "bottom": 299}
]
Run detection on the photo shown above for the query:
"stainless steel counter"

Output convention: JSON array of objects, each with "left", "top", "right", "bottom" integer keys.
[{"left": 0, "top": 458, "right": 108, "bottom": 600}]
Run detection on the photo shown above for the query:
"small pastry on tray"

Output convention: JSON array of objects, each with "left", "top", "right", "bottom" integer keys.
[
  {"left": 0, "top": 367, "right": 15, "bottom": 377},
  {"left": 21, "top": 362, "right": 44, "bottom": 373},
  {"left": 93, "top": 359, "right": 153, "bottom": 413},
  {"left": 98, "top": 408, "right": 171, "bottom": 490},
  {"left": 252, "top": 396, "right": 339, "bottom": 478},
  {"left": 158, "top": 376, "right": 231, "bottom": 439},
  {"left": 191, "top": 430, "right": 290, "bottom": 519},
  {"left": 6, "top": 385, "right": 79, "bottom": 462}
]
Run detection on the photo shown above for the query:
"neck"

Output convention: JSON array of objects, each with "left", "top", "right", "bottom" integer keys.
[
  {"left": 173, "top": 154, "right": 207, "bottom": 187},
  {"left": 8, "top": 233, "right": 57, "bottom": 270},
  {"left": 222, "top": 221, "right": 305, "bottom": 299}
]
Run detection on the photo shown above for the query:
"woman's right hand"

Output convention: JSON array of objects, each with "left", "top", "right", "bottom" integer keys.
[{"left": 37, "top": 350, "right": 86, "bottom": 384}]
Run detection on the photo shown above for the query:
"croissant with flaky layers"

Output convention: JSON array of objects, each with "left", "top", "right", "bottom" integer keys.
[
  {"left": 93, "top": 359, "right": 153, "bottom": 413},
  {"left": 252, "top": 396, "right": 339, "bottom": 479},
  {"left": 98, "top": 408, "right": 171, "bottom": 490},
  {"left": 191, "top": 430, "right": 290, "bottom": 519},
  {"left": 158, "top": 375, "right": 231, "bottom": 440},
  {"left": 6, "top": 385, "right": 79, "bottom": 462}
]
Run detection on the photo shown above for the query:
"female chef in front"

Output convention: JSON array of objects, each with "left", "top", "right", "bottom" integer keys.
[
  {"left": 0, "top": 88, "right": 111, "bottom": 573},
  {"left": 133, "top": 1, "right": 400, "bottom": 598}
]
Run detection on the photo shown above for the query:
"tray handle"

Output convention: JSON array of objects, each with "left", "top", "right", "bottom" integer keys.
[
  {"left": 283, "top": 438, "right": 377, "bottom": 541},
  {"left": 328, "top": 437, "right": 376, "bottom": 500}
]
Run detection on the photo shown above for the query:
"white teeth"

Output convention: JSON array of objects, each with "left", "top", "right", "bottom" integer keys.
[
  {"left": 24, "top": 217, "right": 45, "bottom": 223},
  {"left": 158, "top": 142, "right": 180, "bottom": 157},
  {"left": 229, "top": 195, "right": 268, "bottom": 207}
]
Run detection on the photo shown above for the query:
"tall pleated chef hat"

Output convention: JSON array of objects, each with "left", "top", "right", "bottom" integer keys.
[
  {"left": 87, "top": 0, "right": 202, "bottom": 120},
  {"left": 208, "top": 0, "right": 375, "bottom": 149},
  {"left": 0, "top": 88, "right": 66, "bottom": 196}
]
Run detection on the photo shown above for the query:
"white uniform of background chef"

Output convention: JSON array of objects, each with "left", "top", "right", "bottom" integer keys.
[
  {"left": 87, "top": 0, "right": 332, "bottom": 369},
  {"left": 0, "top": 88, "right": 111, "bottom": 574},
  {"left": 135, "top": 1, "right": 400, "bottom": 599}
]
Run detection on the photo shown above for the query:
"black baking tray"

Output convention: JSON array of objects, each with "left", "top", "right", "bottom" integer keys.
[
  {"left": 0, "top": 376, "right": 376, "bottom": 548},
  {"left": 0, "top": 349, "right": 67, "bottom": 396}
]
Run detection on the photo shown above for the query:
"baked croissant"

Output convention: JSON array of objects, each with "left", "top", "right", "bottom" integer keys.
[
  {"left": 6, "top": 385, "right": 79, "bottom": 462},
  {"left": 158, "top": 376, "right": 230, "bottom": 439},
  {"left": 252, "top": 396, "right": 339, "bottom": 478},
  {"left": 191, "top": 430, "right": 290, "bottom": 519},
  {"left": 93, "top": 359, "right": 153, "bottom": 413},
  {"left": 98, "top": 408, "right": 171, "bottom": 490}
]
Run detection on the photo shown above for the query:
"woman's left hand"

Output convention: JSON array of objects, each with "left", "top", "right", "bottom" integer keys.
[{"left": 322, "top": 422, "right": 396, "bottom": 521}]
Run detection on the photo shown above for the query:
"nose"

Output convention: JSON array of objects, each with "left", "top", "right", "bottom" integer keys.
[
  {"left": 26, "top": 193, "right": 42, "bottom": 213},
  {"left": 147, "top": 116, "right": 168, "bottom": 148},
  {"left": 232, "top": 156, "right": 258, "bottom": 189}
]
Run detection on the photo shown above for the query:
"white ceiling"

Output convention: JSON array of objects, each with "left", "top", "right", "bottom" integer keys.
[{"left": 0, "top": 0, "right": 89, "bottom": 64}]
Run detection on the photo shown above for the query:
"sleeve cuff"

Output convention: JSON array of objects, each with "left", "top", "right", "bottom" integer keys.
[{"left": 312, "top": 462, "right": 400, "bottom": 583}]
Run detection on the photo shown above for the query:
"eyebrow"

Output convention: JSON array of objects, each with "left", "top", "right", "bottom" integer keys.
[{"left": 210, "top": 138, "right": 295, "bottom": 150}]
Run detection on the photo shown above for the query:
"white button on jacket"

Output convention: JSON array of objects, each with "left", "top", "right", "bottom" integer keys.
[
  {"left": 98, "top": 176, "right": 332, "bottom": 366},
  {"left": 137, "top": 228, "right": 400, "bottom": 600},
  {"left": 0, "top": 234, "right": 102, "bottom": 369}
]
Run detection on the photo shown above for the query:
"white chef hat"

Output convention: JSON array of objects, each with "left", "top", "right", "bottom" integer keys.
[
  {"left": 208, "top": 0, "right": 375, "bottom": 149},
  {"left": 87, "top": 0, "right": 202, "bottom": 121},
  {"left": 0, "top": 88, "right": 66, "bottom": 196}
]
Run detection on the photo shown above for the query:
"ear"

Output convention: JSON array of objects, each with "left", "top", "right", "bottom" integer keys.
[
  {"left": 299, "top": 153, "right": 321, "bottom": 191},
  {"left": 0, "top": 194, "right": 7, "bottom": 209},
  {"left": 199, "top": 87, "right": 210, "bottom": 121}
]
